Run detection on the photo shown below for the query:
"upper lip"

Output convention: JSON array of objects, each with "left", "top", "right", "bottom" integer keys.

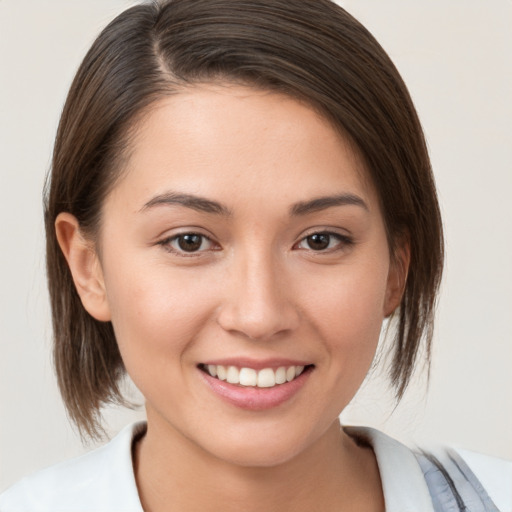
[{"left": 200, "top": 358, "right": 313, "bottom": 370}]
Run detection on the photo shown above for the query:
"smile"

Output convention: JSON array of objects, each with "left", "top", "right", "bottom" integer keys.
[
  {"left": 200, "top": 364, "right": 308, "bottom": 388},
  {"left": 198, "top": 362, "right": 314, "bottom": 410}
]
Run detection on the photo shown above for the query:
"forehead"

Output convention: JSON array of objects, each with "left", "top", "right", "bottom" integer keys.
[{"left": 109, "top": 84, "right": 377, "bottom": 212}]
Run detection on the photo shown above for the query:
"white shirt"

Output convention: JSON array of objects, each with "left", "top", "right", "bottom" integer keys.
[{"left": 1, "top": 422, "right": 510, "bottom": 511}]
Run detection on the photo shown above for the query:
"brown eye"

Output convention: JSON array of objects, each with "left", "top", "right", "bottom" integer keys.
[
  {"left": 177, "top": 234, "right": 203, "bottom": 252},
  {"left": 159, "top": 233, "right": 216, "bottom": 255},
  {"left": 296, "top": 231, "right": 353, "bottom": 252},
  {"left": 306, "top": 233, "right": 331, "bottom": 251}
]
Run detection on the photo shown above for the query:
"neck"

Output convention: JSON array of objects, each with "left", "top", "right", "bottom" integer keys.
[{"left": 133, "top": 416, "right": 384, "bottom": 512}]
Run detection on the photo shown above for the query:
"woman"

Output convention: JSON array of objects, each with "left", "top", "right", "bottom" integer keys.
[{"left": 0, "top": 1, "right": 509, "bottom": 510}]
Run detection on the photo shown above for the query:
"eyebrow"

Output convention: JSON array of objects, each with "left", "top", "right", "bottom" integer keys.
[
  {"left": 290, "top": 193, "right": 368, "bottom": 216},
  {"left": 140, "top": 191, "right": 367, "bottom": 217},
  {"left": 141, "top": 192, "right": 231, "bottom": 216}
]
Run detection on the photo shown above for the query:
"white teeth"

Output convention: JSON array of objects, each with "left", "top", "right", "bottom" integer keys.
[
  {"left": 275, "top": 367, "right": 286, "bottom": 384},
  {"left": 216, "top": 365, "right": 227, "bottom": 381},
  {"left": 239, "top": 367, "right": 257, "bottom": 386},
  {"left": 226, "top": 366, "right": 239, "bottom": 384},
  {"left": 257, "top": 368, "right": 276, "bottom": 388},
  {"left": 204, "top": 364, "right": 308, "bottom": 387}
]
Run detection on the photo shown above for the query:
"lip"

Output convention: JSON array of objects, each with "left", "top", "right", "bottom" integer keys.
[{"left": 198, "top": 364, "right": 314, "bottom": 411}]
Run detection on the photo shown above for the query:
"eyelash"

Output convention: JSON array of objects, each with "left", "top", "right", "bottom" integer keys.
[
  {"left": 157, "top": 230, "right": 353, "bottom": 257},
  {"left": 157, "top": 233, "right": 218, "bottom": 257},
  {"left": 294, "top": 231, "right": 354, "bottom": 253}
]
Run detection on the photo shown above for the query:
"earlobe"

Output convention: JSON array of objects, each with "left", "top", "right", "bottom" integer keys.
[
  {"left": 384, "top": 241, "right": 410, "bottom": 317},
  {"left": 55, "top": 213, "right": 111, "bottom": 322}
]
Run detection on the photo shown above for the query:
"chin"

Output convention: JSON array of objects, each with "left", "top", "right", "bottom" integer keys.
[
  {"left": 195, "top": 418, "right": 336, "bottom": 469},
  {"left": 210, "top": 440, "right": 307, "bottom": 469}
]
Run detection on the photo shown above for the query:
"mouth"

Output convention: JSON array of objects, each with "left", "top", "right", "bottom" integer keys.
[{"left": 198, "top": 363, "right": 314, "bottom": 388}]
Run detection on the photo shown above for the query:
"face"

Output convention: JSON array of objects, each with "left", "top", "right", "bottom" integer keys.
[{"left": 68, "top": 84, "right": 404, "bottom": 467}]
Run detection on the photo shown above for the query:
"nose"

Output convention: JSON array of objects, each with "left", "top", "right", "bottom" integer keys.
[{"left": 216, "top": 251, "right": 300, "bottom": 341}]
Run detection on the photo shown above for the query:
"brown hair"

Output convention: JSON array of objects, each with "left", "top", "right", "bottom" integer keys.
[{"left": 45, "top": 0, "right": 443, "bottom": 438}]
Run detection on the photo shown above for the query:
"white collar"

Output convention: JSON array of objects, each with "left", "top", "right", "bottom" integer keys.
[
  {"left": 120, "top": 423, "right": 436, "bottom": 512},
  {"left": 344, "top": 426, "right": 434, "bottom": 512},
  {"left": 2, "top": 422, "right": 435, "bottom": 511},
  {"left": 0, "top": 421, "right": 146, "bottom": 512}
]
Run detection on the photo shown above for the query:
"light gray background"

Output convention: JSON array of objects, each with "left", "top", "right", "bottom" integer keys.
[{"left": 1, "top": 0, "right": 511, "bottom": 491}]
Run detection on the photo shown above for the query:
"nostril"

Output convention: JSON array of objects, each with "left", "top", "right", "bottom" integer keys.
[
  {"left": 216, "top": 309, "right": 299, "bottom": 341},
  {"left": 215, "top": 278, "right": 300, "bottom": 340}
]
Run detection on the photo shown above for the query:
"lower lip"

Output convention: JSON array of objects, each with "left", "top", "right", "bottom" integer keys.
[{"left": 199, "top": 367, "right": 312, "bottom": 411}]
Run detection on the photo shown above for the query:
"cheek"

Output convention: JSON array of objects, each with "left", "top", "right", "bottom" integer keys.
[
  {"left": 302, "top": 261, "right": 389, "bottom": 362},
  {"left": 101, "top": 255, "right": 220, "bottom": 376}
]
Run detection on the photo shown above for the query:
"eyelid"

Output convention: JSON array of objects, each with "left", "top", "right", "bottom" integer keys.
[
  {"left": 157, "top": 231, "right": 220, "bottom": 257},
  {"left": 293, "top": 229, "right": 354, "bottom": 252}
]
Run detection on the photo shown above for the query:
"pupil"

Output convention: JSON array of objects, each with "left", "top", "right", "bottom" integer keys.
[
  {"left": 308, "top": 233, "right": 330, "bottom": 250},
  {"left": 178, "top": 234, "right": 202, "bottom": 252}
]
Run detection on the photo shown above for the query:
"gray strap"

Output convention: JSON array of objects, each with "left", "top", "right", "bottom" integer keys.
[{"left": 416, "top": 450, "right": 501, "bottom": 512}]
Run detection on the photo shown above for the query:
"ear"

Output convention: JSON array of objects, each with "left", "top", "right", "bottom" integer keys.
[
  {"left": 55, "top": 212, "right": 111, "bottom": 322},
  {"left": 384, "top": 238, "right": 410, "bottom": 317}
]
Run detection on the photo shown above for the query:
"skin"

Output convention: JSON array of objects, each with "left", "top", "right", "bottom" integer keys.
[{"left": 57, "top": 84, "right": 408, "bottom": 511}]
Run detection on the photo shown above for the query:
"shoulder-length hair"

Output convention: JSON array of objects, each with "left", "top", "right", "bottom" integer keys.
[{"left": 45, "top": 0, "right": 443, "bottom": 438}]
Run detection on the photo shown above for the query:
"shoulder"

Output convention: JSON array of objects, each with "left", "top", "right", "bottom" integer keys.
[
  {"left": 345, "top": 426, "right": 435, "bottom": 511},
  {"left": 456, "top": 446, "right": 512, "bottom": 499},
  {"left": 422, "top": 447, "right": 512, "bottom": 512},
  {"left": 0, "top": 422, "right": 146, "bottom": 512},
  {"left": 345, "top": 426, "right": 512, "bottom": 512}
]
